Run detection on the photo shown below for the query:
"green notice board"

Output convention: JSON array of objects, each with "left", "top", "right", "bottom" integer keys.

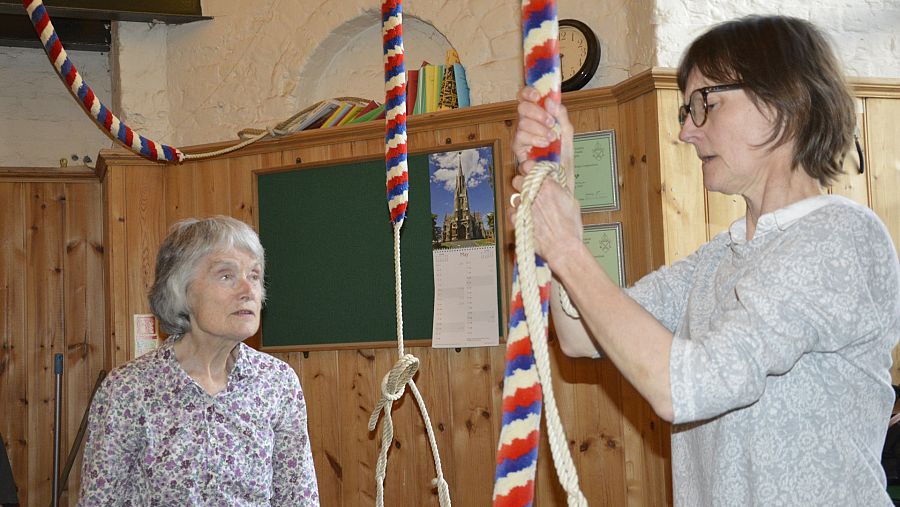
[{"left": 256, "top": 156, "right": 435, "bottom": 350}]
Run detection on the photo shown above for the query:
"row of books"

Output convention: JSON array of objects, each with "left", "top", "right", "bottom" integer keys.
[
  {"left": 407, "top": 51, "right": 471, "bottom": 115},
  {"left": 281, "top": 52, "right": 470, "bottom": 133},
  {"left": 289, "top": 98, "right": 387, "bottom": 132}
]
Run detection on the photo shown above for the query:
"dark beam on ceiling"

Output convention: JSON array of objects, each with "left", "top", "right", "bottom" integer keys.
[
  {"left": 0, "top": 0, "right": 207, "bottom": 23},
  {"left": 1, "top": 14, "right": 110, "bottom": 51},
  {"left": 0, "top": 0, "right": 209, "bottom": 51}
]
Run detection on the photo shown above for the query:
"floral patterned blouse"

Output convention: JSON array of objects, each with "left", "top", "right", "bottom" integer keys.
[{"left": 79, "top": 337, "right": 319, "bottom": 506}]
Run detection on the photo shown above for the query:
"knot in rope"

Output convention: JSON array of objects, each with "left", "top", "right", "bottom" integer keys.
[
  {"left": 377, "top": 353, "right": 419, "bottom": 405},
  {"left": 368, "top": 353, "right": 451, "bottom": 507},
  {"left": 518, "top": 159, "right": 580, "bottom": 319}
]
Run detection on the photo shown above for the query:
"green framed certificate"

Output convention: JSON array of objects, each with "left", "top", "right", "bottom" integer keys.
[
  {"left": 582, "top": 223, "right": 625, "bottom": 287},
  {"left": 573, "top": 130, "right": 619, "bottom": 211}
]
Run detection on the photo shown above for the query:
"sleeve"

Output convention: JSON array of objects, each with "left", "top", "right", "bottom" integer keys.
[
  {"left": 625, "top": 240, "right": 711, "bottom": 332},
  {"left": 271, "top": 366, "right": 320, "bottom": 506},
  {"left": 670, "top": 215, "right": 887, "bottom": 424},
  {"left": 78, "top": 374, "right": 140, "bottom": 506}
]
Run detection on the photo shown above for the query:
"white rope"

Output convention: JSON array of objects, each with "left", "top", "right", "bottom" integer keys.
[
  {"left": 515, "top": 160, "right": 587, "bottom": 506},
  {"left": 367, "top": 222, "right": 451, "bottom": 507}
]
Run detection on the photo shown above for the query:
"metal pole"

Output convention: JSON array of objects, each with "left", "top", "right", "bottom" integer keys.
[
  {"left": 57, "top": 370, "right": 106, "bottom": 497},
  {"left": 52, "top": 353, "right": 63, "bottom": 507}
]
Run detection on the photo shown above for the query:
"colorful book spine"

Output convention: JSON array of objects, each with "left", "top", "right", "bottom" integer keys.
[
  {"left": 347, "top": 103, "right": 386, "bottom": 124},
  {"left": 322, "top": 102, "right": 351, "bottom": 128},
  {"left": 406, "top": 69, "right": 419, "bottom": 115},
  {"left": 423, "top": 64, "right": 442, "bottom": 113},
  {"left": 337, "top": 104, "right": 363, "bottom": 126},
  {"left": 413, "top": 61, "right": 430, "bottom": 115},
  {"left": 438, "top": 65, "right": 458, "bottom": 110},
  {"left": 296, "top": 100, "right": 340, "bottom": 131},
  {"left": 453, "top": 63, "right": 470, "bottom": 108}
]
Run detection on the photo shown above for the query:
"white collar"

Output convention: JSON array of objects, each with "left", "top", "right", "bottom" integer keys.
[{"left": 727, "top": 194, "right": 846, "bottom": 244}]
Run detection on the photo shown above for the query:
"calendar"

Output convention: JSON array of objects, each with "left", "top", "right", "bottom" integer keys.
[{"left": 431, "top": 246, "right": 499, "bottom": 348}]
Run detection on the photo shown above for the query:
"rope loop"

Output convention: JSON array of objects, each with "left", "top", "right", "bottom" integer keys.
[
  {"left": 512, "top": 156, "right": 588, "bottom": 507},
  {"left": 520, "top": 160, "right": 580, "bottom": 319},
  {"left": 380, "top": 353, "right": 419, "bottom": 402}
]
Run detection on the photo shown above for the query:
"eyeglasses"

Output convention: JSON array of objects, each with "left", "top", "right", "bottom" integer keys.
[{"left": 678, "top": 83, "right": 744, "bottom": 127}]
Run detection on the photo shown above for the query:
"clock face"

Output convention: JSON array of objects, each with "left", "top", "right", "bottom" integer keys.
[
  {"left": 558, "top": 19, "right": 600, "bottom": 92},
  {"left": 560, "top": 26, "right": 589, "bottom": 82}
]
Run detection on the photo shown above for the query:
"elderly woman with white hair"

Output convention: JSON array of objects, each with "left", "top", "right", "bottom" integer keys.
[{"left": 79, "top": 216, "right": 319, "bottom": 506}]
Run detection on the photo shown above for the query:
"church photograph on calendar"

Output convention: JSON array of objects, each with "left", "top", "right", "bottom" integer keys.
[{"left": 428, "top": 146, "right": 497, "bottom": 250}]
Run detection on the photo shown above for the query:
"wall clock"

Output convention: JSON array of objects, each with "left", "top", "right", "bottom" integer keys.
[{"left": 559, "top": 19, "right": 601, "bottom": 92}]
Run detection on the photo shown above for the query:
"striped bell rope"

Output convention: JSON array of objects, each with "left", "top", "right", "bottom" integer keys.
[
  {"left": 369, "top": 2, "right": 451, "bottom": 506},
  {"left": 493, "top": 1, "right": 586, "bottom": 505},
  {"left": 23, "top": 0, "right": 184, "bottom": 163},
  {"left": 383, "top": 0, "right": 410, "bottom": 225}
]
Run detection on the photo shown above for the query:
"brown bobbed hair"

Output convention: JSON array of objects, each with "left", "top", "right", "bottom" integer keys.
[{"left": 677, "top": 15, "right": 856, "bottom": 187}]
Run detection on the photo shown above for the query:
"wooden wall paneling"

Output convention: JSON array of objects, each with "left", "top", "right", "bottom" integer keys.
[
  {"left": 165, "top": 161, "right": 198, "bottom": 224},
  {"left": 103, "top": 166, "right": 131, "bottom": 366},
  {"left": 228, "top": 153, "right": 282, "bottom": 226},
  {"left": 25, "top": 182, "right": 66, "bottom": 507},
  {"left": 372, "top": 347, "right": 420, "bottom": 504},
  {"left": 536, "top": 345, "right": 580, "bottom": 506},
  {"left": 561, "top": 350, "right": 628, "bottom": 504},
  {"left": 655, "top": 90, "right": 707, "bottom": 263},
  {"left": 613, "top": 93, "right": 671, "bottom": 507},
  {"left": 407, "top": 128, "right": 442, "bottom": 158},
  {"left": 705, "top": 192, "right": 744, "bottom": 239},
  {"left": 591, "top": 360, "right": 630, "bottom": 505},
  {"left": 335, "top": 348, "right": 377, "bottom": 505},
  {"left": 829, "top": 98, "right": 869, "bottom": 206},
  {"left": 432, "top": 124, "right": 480, "bottom": 152},
  {"left": 447, "top": 346, "right": 498, "bottom": 506},
  {"left": 865, "top": 98, "right": 900, "bottom": 255},
  {"left": 865, "top": 98, "right": 900, "bottom": 385},
  {"left": 615, "top": 94, "right": 665, "bottom": 287},
  {"left": 295, "top": 350, "right": 343, "bottom": 506},
  {"left": 475, "top": 118, "right": 516, "bottom": 301},
  {"left": 533, "top": 413, "right": 565, "bottom": 505},
  {"left": 327, "top": 140, "right": 356, "bottom": 162},
  {"left": 406, "top": 346, "right": 454, "bottom": 506},
  {"left": 195, "top": 158, "right": 232, "bottom": 217},
  {"left": 282, "top": 143, "right": 332, "bottom": 169},
  {"left": 226, "top": 152, "right": 281, "bottom": 350},
  {"left": 122, "top": 168, "right": 166, "bottom": 366},
  {"left": 349, "top": 136, "right": 383, "bottom": 159},
  {"left": 60, "top": 182, "right": 105, "bottom": 505},
  {"left": 0, "top": 182, "right": 27, "bottom": 505}
]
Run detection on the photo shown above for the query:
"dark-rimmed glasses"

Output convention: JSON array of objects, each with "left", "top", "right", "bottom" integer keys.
[{"left": 678, "top": 83, "right": 744, "bottom": 127}]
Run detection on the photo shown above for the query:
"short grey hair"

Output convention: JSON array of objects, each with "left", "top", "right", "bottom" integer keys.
[{"left": 149, "top": 216, "right": 266, "bottom": 335}]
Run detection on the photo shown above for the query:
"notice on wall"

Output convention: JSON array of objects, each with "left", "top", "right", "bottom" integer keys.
[
  {"left": 429, "top": 146, "right": 501, "bottom": 348},
  {"left": 432, "top": 246, "right": 499, "bottom": 348},
  {"left": 133, "top": 313, "right": 160, "bottom": 358}
]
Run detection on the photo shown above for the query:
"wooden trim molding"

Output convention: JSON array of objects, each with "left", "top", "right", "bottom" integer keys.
[
  {"left": 0, "top": 165, "right": 100, "bottom": 182},
  {"left": 97, "top": 69, "right": 900, "bottom": 171}
]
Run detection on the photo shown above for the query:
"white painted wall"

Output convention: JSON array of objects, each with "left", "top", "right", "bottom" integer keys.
[
  {"left": 653, "top": 0, "right": 900, "bottom": 75},
  {"left": 0, "top": 47, "right": 112, "bottom": 167},
  {"left": 2, "top": 0, "right": 897, "bottom": 166}
]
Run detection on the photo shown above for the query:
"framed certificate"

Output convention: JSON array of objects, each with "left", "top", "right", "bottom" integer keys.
[
  {"left": 573, "top": 130, "right": 619, "bottom": 211},
  {"left": 582, "top": 222, "right": 625, "bottom": 287}
]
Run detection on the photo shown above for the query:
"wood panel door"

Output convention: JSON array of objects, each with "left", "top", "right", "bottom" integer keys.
[{"left": 0, "top": 172, "right": 106, "bottom": 507}]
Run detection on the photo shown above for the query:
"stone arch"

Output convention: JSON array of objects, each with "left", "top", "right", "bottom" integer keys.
[{"left": 295, "top": 12, "right": 454, "bottom": 105}]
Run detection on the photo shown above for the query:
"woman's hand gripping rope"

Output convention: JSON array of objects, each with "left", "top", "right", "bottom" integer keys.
[{"left": 509, "top": 88, "right": 582, "bottom": 318}]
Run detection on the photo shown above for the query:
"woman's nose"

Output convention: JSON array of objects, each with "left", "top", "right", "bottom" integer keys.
[
  {"left": 678, "top": 117, "right": 699, "bottom": 143},
  {"left": 236, "top": 277, "right": 255, "bottom": 300}
]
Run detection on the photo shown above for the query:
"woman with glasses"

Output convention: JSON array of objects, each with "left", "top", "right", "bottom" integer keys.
[{"left": 510, "top": 15, "right": 899, "bottom": 505}]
